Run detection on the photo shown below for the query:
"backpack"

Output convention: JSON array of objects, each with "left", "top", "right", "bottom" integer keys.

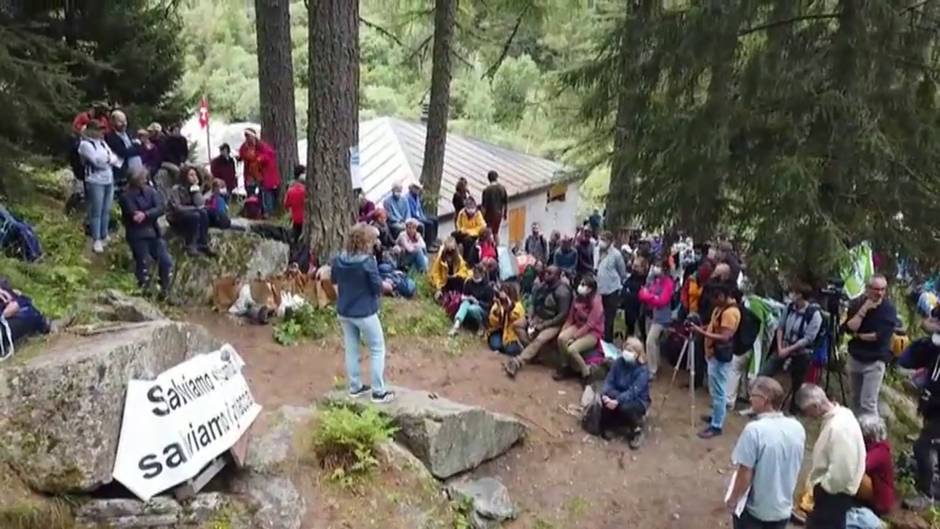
[
  {"left": 716, "top": 304, "right": 760, "bottom": 358},
  {"left": 0, "top": 207, "right": 42, "bottom": 262},
  {"left": 783, "top": 303, "right": 826, "bottom": 353}
]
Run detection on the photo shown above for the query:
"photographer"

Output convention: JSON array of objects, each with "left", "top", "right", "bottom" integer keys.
[
  {"left": 844, "top": 275, "right": 898, "bottom": 416},
  {"left": 760, "top": 281, "right": 822, "bottom": 414},
  {"left": 898, "top": 321, "right": 940, "bottom": 506}
]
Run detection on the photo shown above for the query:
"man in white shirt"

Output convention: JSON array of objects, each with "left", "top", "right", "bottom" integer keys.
[
  {"left": 725, "top": 377, "right": 805, "bottom": 529},
  {"left": 796, "top": 383, "right": 866, "bottom": 529}
]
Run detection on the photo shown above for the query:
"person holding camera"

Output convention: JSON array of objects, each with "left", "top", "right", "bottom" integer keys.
[
  {"left": 844, "top": 275, "right": 898, "bottom": 417},
  {"left": 759, "top": 281, "right": 823, "bottom": 414},
  {"left": 691, "top": 282, "right": 741, "bottom": 439}
]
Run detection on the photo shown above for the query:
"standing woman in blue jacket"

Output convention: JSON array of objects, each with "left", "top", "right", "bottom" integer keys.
[
  {"left": 331, "top": 223, "right": 395, "bottom": 404},
  {"left": 600, "top": 337, "right": 651, "bottom": 449}
]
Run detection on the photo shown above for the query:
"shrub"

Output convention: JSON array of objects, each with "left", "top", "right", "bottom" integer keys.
[
  {"left": 311, "top": 405, "right": 397, "bottom": 487},
  {"left": 273, "top": 304, "right": 336, "bottom": 346}
]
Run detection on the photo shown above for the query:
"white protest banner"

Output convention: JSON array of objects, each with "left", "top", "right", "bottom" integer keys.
[
  {"left": 350, "top": 145, "right": 362, "bottom": 190},
  {"left": 112, "top": 344, "right": 261, "bottom": 501}
]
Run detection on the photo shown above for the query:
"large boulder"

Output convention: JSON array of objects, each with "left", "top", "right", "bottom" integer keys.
[
  {"left": 0, "top": 321, "right": 221, "bottom": 493},
  {"left": 327, "top": 387, "right": 527, "bottom": 479},
  {"left": 89, "top": 289, "right": 166, "bottom": 323},
  {"left": 170, "top": 228, "right": 289, "bottom": 304}
]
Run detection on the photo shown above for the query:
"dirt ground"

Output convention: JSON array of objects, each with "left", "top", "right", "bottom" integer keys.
[{"left": 189, "top": 309, "right": 780, "bottom": 529}]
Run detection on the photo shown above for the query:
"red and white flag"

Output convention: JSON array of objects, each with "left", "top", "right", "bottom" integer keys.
[{"left": 198, "top": 97, "right": 210, "bottom": 129}]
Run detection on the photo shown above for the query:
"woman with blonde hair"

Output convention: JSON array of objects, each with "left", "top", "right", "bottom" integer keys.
[
  {"left": 599, "top": 336, "right": 651, "bottom": 449},
  {"left": 330, "top": 223, "right": 395, "bottom": 403}
]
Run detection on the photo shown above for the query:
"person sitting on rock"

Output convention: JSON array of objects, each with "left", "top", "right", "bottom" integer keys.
[
  {"left": 454, "top": 198, "right": 486, "bottom": 262},
  {"left": 555, "top": 275, "right": 605, "bottom": 383},
  {"left": 369, "top": 208, "right": 396, "bottom": 250},
  {"left": 449, "top": 263, "right": 495, "bottom": 337},
  {"left": 488, "top": 283, "right": 526, "bottom": 356},
  {"left": 118, "top": 167, "right": 174, "bottom": 298},
  {"left": 204, "top": 178, "right": 232, "bottom": 229},
  {"left": 429, "top": 237, "right": 470, "bottom": 297},
  {"left": 600, "top": 337, "right": 650, "bottom": 449},
  {"left": 396, "top": 218, "right": 428, "bottom": 273},
  {"left": 504, "top": 265, "right": 572, "bottom": 378},
  {"left": 167, "top": 166, "right": 216, "bottom": 257},
  {"left": 855, "top": 414, "right": 896, "bottom": 517},
  {"left": 470, "top": 227, "right": 498, "bottom": 267},
  {"left": 0, "top": 281, "right": 50, "bottom": 358}
]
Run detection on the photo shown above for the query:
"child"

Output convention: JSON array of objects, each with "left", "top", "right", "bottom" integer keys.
[{"left": 205, "top": 178, "right": 231, "bottom": 229}]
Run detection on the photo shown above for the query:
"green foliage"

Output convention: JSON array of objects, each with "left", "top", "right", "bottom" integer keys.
[
  {"left": 311, "top": 405, "right": 397, "bottom": 488},
  {"left": 0, "top": 499, "right": 74, "bottom": 529},
  {"left": 273, "top": 304, "right": 337, "bottom": 346}
]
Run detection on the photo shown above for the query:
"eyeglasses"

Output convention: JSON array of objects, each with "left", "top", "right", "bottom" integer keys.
[{"left": 868, "top": 285, "right": 886, "bottom": 292}]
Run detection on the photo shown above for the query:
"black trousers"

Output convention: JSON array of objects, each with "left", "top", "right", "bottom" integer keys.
[
  {"left": 599, "top": 401, "right": 645, "bottom": 432},
  {"left": 128, "top": 237, "right": 173, "bottom": 293},
  {"left": 733, "top": 510, "right": 788, "bottom": 529},
  {"left": 601, "top": 292, "right": 621, "bottom": 343},
  {"left": 760, "top": 353, "right": 811, "bottom": 412},
  {"left": 914, "top": 416, "right": 940, "bottom": 497},
  {"left": 208, "top": 209, "right": 231, "bottom": 229},
  {"left": 806, "top": 485, "right": 853, "bottom": 529},
  {"left": 419, "top": 218, "right": 438, "bottom": 245},
  {"left": 452, "top": 231, "right": 478, "bottom": 263},
  {"left": 170, "top": 209, "right": 210, "bottom": 249}
]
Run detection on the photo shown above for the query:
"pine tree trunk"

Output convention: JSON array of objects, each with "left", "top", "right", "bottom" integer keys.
[
  {"left": 419, "top": 0, "right": 457, "bottom": 211},
  {"left": 304, "top": 0, "right": 359, "bottom": 259},
  {"left": 605, "top": 12, "right": 633, "bottom": 233},
  {"left": 255, "top": 0, "right": 298, "bottom": 203}
]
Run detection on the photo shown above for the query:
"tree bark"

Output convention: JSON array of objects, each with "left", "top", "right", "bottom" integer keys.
[
  {"left": 304, "top": 0, "right": 359, "bottom": 259},
  {"left": 419, "top": 0, "right": 457, "bottom": 211},
  {"left": 255, "top": 0, "right": 298, "bottom": 203}
]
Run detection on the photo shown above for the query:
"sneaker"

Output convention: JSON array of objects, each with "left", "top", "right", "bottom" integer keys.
[
  {"left": 628, "top": 428, "right": 645, "bottom": 450},
  {"left": 92, "top": 240, "right": 104, "bottom": 253},
  {"left": 348, "top": 384, "right": 371, "bottom": 398},
  {"left": 738, "top": 406, "right": 757, "bottom": 417},
  {"left": 448, "top": 323, "right": 460, "bottom": 337},
  {"left": 371, "top": 391, "right": 396, "bottom": 404},
  {"left": 697, "top": 426, "right": 722, "bottom": 439}
]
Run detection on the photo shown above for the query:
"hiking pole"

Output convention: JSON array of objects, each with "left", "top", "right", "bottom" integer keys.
[{"left": 689, "top": 336, "right": 696, "bottom": 432}]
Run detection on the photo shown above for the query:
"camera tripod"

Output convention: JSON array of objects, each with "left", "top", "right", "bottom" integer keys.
[
  {"left": 661, "top": 331, "right": 697, "bottom": 431},
  {"left": 822, "top": 306, "right": 849, "bottom": 404}
]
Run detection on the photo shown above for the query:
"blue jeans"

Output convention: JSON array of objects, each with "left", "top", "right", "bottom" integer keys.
[
  {"left": 261, "top": 188, "right": 277, "bottom": 216},
  {"left": 708, "top": 357, "right": 731, "bottom": 430},
  {"left": 86, "top": 182, "right": 114, "bottom": 241},
  {"left": 455, "top": 300, "right": 486, "bottom": 325},
  {"left": 489, "top": 332, "right": 522, "bottom": 356},
  {"left": 401, "top": 250, "right": 429, "bottom": 273},
  {"left": 339, "top": 314, "right": 387, "bottom": 394}
]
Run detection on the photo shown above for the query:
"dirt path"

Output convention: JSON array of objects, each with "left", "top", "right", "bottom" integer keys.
[{"left": 190, "top": 310, "right": 759, "bottom": 529}]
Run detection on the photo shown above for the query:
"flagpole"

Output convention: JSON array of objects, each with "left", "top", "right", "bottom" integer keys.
[{"left": 204, "top": 97, "right": 211, "bottom": 164}]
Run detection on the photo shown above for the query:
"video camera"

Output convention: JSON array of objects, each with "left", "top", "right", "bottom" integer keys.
[
  {"left": 682, "top": 312, "right": 703, "bottom": 331},
  {"left": 819, "top": 278, "right": 847, "bottom": 314}
]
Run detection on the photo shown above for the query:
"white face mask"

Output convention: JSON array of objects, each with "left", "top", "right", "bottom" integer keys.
[
  {"left": 577, "top": 285, "right": 591, "bottom": 296},
  {"left": 599, "top": 240, "right": 610, "bottom": 250},
  {"left": 622, "top": 351, "right": 637, "bottom": 364},
  {"left": 651, "top": 266, "right": 663, "bottom": 277},
  {"left": 932, "top": 333, "right": 940, "bottom": 347}
]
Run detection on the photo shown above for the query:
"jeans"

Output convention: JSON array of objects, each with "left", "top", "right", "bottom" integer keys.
[
  {"left": 646, "top": 321, "right": 665, "bottom": 376},
  {"left": 557, "top": 325, "right": 599, "bottom": 377},
  {"left": 170, "top": 209, "right": 210, "bottom": 249},
  {"left": 261, "top": 188, "right": 277, "bottom": 216},
  {"left": 455, "top": 300, "right": 486, "bottom": 325},
  {"left": 726, "top": 353, "right": 751, "bottom": 406},
  {"left": 847, "top": 356, "right": 886, "bottom": 416},
  {"left": 733, "top": 510, "right": 788, "bottom": 529},
  {"left": 760, "top": 353, "right": 811, "bottom": 412},
  {"left": 339, "top": 314, "right": 387, "bottom": 394},
  {"left": 708, "top": 357, "right": 731, "bottom": 430},
  {"left": 601, "top": 292, "right": 621, "bottom": 343},
  {"left": 489, "top": 332, "right": 522, "bottom": 356},
  {"left": 401, "top": 249, "right": 429, "bottom": 273},
  {"left": 129, "top": 237, "right": 173, "bottom": 293},
  {"left": 86, "top": 182, "right": 114, "bottom": 241}
]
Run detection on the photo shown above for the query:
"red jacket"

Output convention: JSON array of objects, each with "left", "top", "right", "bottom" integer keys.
[
  {"left": 256, "top": 141, "right": 280, "bottom": 190},
  {"left": 865, "top": 440, "right": 896, "bottom": 515},
  {"left": 210, "top": 155, "right": 237, "bottom": 192},
  {"left": 565, "top": 294, "right": 604, "bottom": 341},
  {"left": 72, "top": 112, "right": 110, "bottom": 135},
  {"left": 284, "top": 182, "right": 306, "bottom": 225}
]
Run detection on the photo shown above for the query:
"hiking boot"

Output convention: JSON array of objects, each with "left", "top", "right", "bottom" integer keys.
[
  {"left": 371, "top": 390, "right": 396, "bottom": 404},
  {"left": 348, "top": 384, "right": 372, "bottom": 398},
  {"left": 697, "top": 426, "right": 722, "bottom": 439},
  {"left": 628, "top": 427, "right": 645, "bottom": 450},
  {"left": 185, "top": 246, "right": 200, "bottom": 257},
  {"left": 504, "top": 358, "right": 521, "bottom": 378}
]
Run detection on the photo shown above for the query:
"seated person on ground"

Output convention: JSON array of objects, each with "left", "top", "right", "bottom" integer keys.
[
  {"left": 429, "top": 237, "right": 470, "bottom": 297},
  {"left": 407, "top": 182, "right": 439, "bottom": 245},
  {"left": 488, "top": 283, "right": 526, "bottom": 356},
  {"left": 454, "top": 198, "right": 486, "bottom": 261},
  {"left": 357, "top": 188, "right": 376, "bottom": 223},
  {"left": 167, "top": 166, "right": 216, "bottom": 257},
  {"left": 552, "top": 236, "right": 578, "bottom": 280},
  {"left": 204, "top": 178, "right": 232, "bottom": 229},
  {"left": 383, "top": 183, "right": 410, "bottom": 238},
  {"left": 555, "top": 275, "right": 605, "bottom": 382},
  {"left": 449, "top": 263, "right": 495, "bottom": 337},
  {"left": 855, "top": 414, "right": 896, "bottom": 517},
  {"left": 470, "top": 227, "right": 498, "bottom": 266},
  {"left": 396, "top": 218, "right": 429, "bottom": 273},
  {"left": 600, "top": 337, "right": 650, "bottom": 449},
  {"left": 119, "top": 168, "right": 174, "bottom": 298},
  {"left": 504, "top": 265, "right": 573, "bottom": 378},
  {"left": 369, "top": 208, "right": 396, "bottom": 250},
  {"left": 0, "top": 282, "right": 49, "bottom": 357}
]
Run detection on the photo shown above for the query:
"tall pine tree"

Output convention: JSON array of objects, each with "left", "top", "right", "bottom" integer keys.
[{"left": 419, "top": 0, "right": 457, "bottom": 208}]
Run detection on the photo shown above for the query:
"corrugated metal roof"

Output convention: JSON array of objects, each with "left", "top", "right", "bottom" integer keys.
[{"left": 299, "top": 116, "right": 575, "bottom": 216}]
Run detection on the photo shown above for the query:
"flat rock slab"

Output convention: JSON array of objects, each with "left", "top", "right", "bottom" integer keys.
[
  {"left": 446, "top": 477, "right": 516, "bottom": 523},
  {"left": 0, "top": 321, "right": 221, "bottom": 493},
  {"left": 326, "top": 387, "right": 527, "bottom": 479},
  {"left": 245, "top": 405, "right": 317, "bottom": 474},
  {"left": 75, "top": 493, "right": 230, "bottom": 528}
]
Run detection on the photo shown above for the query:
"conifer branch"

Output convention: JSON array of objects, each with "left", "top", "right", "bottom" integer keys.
[
  {"left": 737, "top": 13, "right": 841, "bottom": 36},
  {"left": 482, "top": 1, "right": 533, "bottom": 80}
]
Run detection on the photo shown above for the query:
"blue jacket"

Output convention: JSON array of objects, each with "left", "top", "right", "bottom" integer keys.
[
  {"left": 331, "top": 253, "right": 383, "bottom": 318},
  {"left": 383, "top": 194, "right": 410, "bottom": 224},
  {"left": 407, "top": 191, "right": 428, "bottom": 221},
  {"left": 118, "top": 184, "right": 165, "bottom": 241},
  {"left": 602, "top": 358, "right": 651, "bottom": 410},
  {"left": 553, "top": 248, "right": 578, "bottom": 276}
]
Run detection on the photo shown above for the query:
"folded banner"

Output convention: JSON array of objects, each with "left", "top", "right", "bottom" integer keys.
[{"left": 112, "top": 344, "right": 261, "bottom": 501}]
